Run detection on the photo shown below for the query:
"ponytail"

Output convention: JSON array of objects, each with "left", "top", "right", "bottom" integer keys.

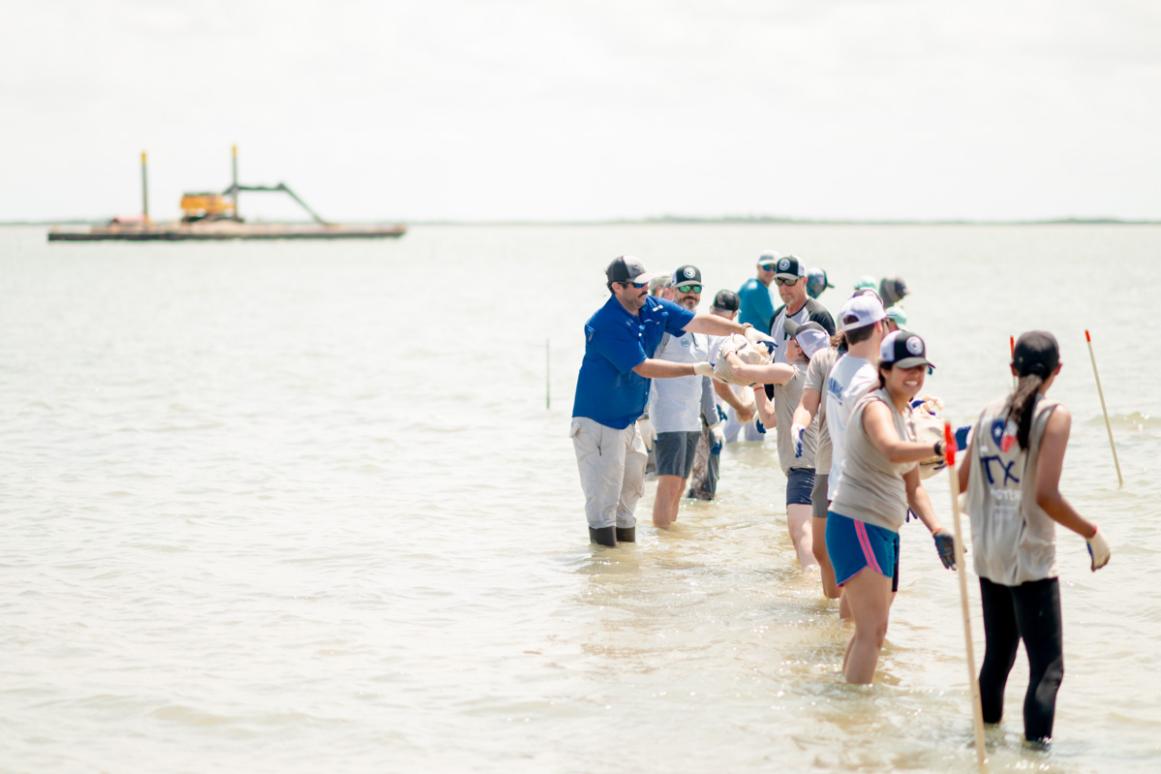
[{"left": 1005, "top": 373, "right": 1043, "bottom": 450}]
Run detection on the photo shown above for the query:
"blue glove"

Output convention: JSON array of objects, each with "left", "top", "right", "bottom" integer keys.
[
  {"left": 791, "top": 423, "right": 806, "bottom": 458},
  {"left": 755, "top": 418, "right": 766, "bottom": 434},
  {"left": 954, "top": 425, "right": 971, "bottom": 451},
  {"left": 933, "top": 530, "right": 956, "bottom": 570}
]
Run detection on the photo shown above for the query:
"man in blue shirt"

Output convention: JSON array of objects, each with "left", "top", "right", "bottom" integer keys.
[
  {"left": 737, "top": 251, "right": 779, "bottom": 331},
  {"left": 572, "top": 256, "right": 754, "bottom": 547}
]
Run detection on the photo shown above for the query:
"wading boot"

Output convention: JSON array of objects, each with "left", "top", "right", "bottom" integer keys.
[
  {"left": 589, "top": 526, "right": 617, "bottom": 547},
  {"left": 615, "top": 526, "right": 636, "bottom": 543}
]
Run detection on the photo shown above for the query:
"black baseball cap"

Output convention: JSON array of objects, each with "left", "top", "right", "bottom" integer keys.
[
  {"left": 711, "top": 289, "right": 739, "bottom": 311},
  {"left": 880, "top": 329, "right": 934, "bottom": 370},
  {"left": 672, "top": 264, "right": 702, "bottom": 286},
  {"left": 774, "top": 255, "right": 806, "bottom": 279},
  {"left": 1013, "top": 331, "right": 1060, "bottom": 378},
  {"left": 606, "top": 255, "right": 655, "bottom": 285}
]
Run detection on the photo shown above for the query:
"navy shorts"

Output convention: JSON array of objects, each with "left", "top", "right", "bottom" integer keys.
[
  {"left": 654, "top": 431, "right": 701, "bottom": 478},
  {"left": 825, "top": 511, "right": 901, "bottom": 593},
  {"left": 786, "top": 467, "right": 816, "bottom": 506}
]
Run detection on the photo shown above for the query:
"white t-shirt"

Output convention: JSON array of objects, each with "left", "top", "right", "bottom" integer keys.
[
  {"left": 649, "top": 331, "right": 709, "bottom": 433},
  {"left": 824, "top": 353, "right": 878, "bottom": 500}
]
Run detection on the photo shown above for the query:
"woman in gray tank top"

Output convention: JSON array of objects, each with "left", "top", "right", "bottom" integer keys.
[
  {"left": 957, "top": 330, "right": 1111, "bottom": 745},
  {"left": 826, "top": 331, "right": 958, "bottom": 685}
]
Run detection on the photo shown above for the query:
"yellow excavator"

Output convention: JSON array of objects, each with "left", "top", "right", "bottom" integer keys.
[{"left": 179, "top": 146, "right": 330, "bottom": 225}]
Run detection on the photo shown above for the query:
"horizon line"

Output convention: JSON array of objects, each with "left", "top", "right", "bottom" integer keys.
[{"left": 3, "top": 214, "right": 1159, "bottom": 227}]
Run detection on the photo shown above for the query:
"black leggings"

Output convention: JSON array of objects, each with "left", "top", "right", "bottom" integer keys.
[{"left": 978, "top": 576, "right": 1064, "bottom": 743}]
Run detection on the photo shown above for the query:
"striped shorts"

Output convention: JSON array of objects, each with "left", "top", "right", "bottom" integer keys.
[{"left": 825, "top": 511, "right": 901, "bottom": 592}]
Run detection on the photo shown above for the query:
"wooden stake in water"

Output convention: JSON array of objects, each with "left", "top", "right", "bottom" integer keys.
[
  {"left": 945, "top": 423, "right": 988, "bottom": 772},
  {"left": 545, "top": 338, "right": 550, "bottom": 410},
  {"left": 1085, "top": 329, "right": 1123, "bottom": 487}
]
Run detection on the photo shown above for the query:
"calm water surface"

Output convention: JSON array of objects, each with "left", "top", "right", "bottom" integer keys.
[{"left": 1, "top": 224, "right": 1158, "bottom": 772}]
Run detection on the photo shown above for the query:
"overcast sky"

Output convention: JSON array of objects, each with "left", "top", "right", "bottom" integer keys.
[{"left": 3, "top": 0, "right": 1159, "bottom": 221}]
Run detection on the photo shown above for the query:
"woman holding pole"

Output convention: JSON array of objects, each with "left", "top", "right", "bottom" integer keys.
[
  {"left": 826, "top": 330, "right": 957, "bottom": 684},
  {"left": 957, "top": 330, "right": 1111, "bottom": 746}
]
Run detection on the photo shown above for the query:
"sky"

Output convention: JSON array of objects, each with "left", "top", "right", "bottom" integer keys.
[{"left": 2, "top": 0, "right": 1159, "bottom": 222}]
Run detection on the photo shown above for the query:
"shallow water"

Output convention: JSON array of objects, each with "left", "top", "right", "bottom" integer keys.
[{"left": 1, "top": 223, "right": 1159, "bottom": 772}]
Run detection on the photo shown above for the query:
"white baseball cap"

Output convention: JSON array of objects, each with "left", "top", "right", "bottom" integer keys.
[
  {"left": 783, "top": 319, "right": 830, "bottom": 359},
  {"left": 838, "top": 295, "right": 887, "bottom": 332}
]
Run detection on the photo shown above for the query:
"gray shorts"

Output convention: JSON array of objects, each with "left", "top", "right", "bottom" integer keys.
[
  {"left": 811, "top": 473, "right": 829, "bottom": 519},
  {"left": 654, "top": 431, "right": 701, "bottom": 478}
]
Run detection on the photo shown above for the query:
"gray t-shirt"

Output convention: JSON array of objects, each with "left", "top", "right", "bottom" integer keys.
[
  {"left": 964, "top": 397, "right": 1061, "bottom": 585},
  {"left": 773, "top": 364, "right": 816, "bottom": 474},
  {"left": 803, "top": 347, "right": 838, "bottom": 474},
  {"left": 830, "top": 389, "right": 917, "bottom": 531}
]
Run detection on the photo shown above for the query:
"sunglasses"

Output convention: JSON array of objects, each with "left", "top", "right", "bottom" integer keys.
[
  {"left": 758, "top": 264, "right": 776, "bottom": 272},
  {"left": 774, "top": 277, "right": 801, "bottom": 287},
  {"left": 676, "top": 283, "right": 702, "bottom": 293},
  {"left": 619, "top": 280, "right": 648, "bottom": 289}
]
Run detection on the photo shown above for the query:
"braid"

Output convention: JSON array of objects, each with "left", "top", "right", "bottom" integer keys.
[{"left": 1005, "top": 373, "right": 1044, "bottom": 450}]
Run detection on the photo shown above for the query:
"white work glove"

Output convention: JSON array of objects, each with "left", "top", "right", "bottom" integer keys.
[
  {"left": 711, "top": 422, "right": 725, "bottom": 447},
  {"left": 693, "top": 362, "right": 715, "bottom": 378},
  {"left": 1086, "top": 526, "right": 1110, "bottom": 571},
  {"left": 744, "top": 326, "right": 774, "bottom": 346},
  {"left": 791, "top": 423, "right": 806, "bottom": 458}
]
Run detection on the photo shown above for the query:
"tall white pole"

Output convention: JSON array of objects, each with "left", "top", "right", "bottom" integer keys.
[
  {"left": 1085, "top": 329, "right": 1123, "bottom": 487},
  {"left": 945, "top": 423, "right": 988, "bottom": 772}
]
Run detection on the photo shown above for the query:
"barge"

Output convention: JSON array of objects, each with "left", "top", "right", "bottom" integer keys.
[{"left": 48, "top": 146, "right": 406, "bottom": 242}]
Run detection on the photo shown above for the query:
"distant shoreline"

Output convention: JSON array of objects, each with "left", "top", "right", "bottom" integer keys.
[{"left": 2, "top": 216, "right": 1159, "bottom": 227}]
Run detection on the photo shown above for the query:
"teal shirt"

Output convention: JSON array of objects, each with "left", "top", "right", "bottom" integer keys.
[{"left": 737, "top": 278, "right": 775, "bottom": 331}]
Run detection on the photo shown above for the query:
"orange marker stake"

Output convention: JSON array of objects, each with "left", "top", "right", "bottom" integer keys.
[
  {"left": 946, "top": 422, "right": 988, "bottom": 771},
  {"left": 1009, "top": 336, "right": 1016, "bottom": 389},
  {"left": 1085, "top": 330, "right": 1123, "bottom": 487}
]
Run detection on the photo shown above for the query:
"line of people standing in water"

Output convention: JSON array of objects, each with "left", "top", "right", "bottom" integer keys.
[{"left": 570, "top": 252, "right": 1111, "bottom": 746}]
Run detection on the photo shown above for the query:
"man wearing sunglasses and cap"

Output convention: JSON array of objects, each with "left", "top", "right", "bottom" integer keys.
[
  {"left": 648, "top": 265, "right": 715, "bottom": 528},
  {"left": 571, "top": 256, "right": 757, "bottom": 547},
  {"left": 768, "top": 255, "right": 836, "bottom": 365}
]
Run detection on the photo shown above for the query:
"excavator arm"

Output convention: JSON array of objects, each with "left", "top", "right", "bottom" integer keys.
[{"left": 222, "top": 183, "right": 331, "bottom": 225}]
